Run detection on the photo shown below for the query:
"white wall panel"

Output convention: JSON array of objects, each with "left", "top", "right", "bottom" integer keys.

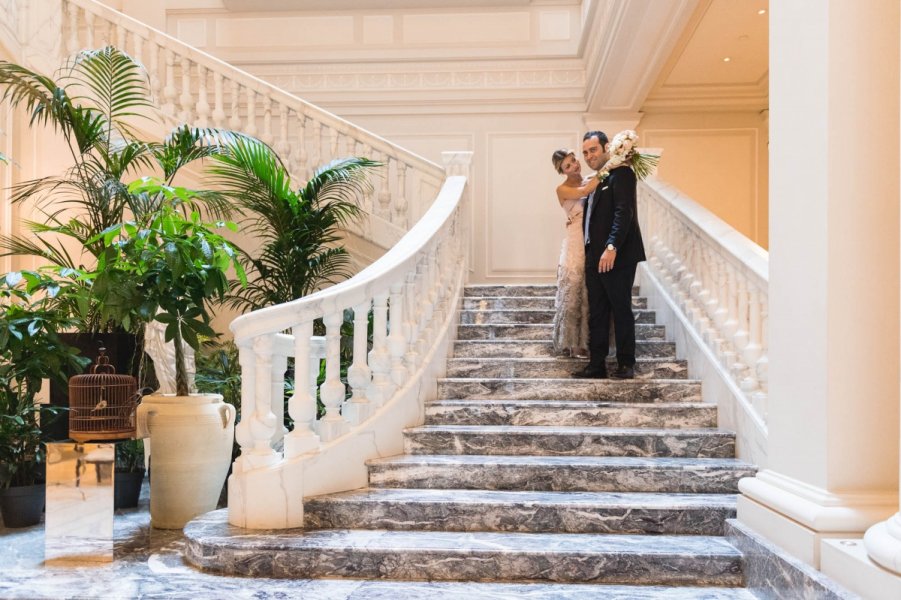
[
  {"left": 484, "top": 131, "right": 578, "bottom": 279},
  {"left": 215, "top": 16, "right": 356, "bottom": 47},
  {"left": 402, "top": 12, "right": 530, "bottom": 45}
]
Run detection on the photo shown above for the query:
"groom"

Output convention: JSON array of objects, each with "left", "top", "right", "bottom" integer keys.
[{"left": 575, "top": 131, "right": 646, "bottom": 379}]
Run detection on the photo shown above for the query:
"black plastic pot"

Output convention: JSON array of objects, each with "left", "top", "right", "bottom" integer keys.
[
  {"left": 0, "top": 483, "right": 45, "bottom": 528},
  {"left": 114, "top": 469, "right": 145, "bottom": 509}
]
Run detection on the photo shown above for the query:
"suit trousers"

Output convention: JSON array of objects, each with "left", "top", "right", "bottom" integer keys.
[{"left": 584, "top": 256, "right": 638, "bottom": 368}]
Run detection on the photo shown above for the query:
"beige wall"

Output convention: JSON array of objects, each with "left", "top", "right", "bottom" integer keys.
[{"left": 638, "top": 109, "right": 769, "bottom": 248}]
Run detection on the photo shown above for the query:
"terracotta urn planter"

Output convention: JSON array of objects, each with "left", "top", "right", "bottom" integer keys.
[{"left": 137, "top": 393, "right": 235, "bottom": 529}]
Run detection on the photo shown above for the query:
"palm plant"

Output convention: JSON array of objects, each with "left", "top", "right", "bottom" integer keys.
[
  {"left": 208, "top": 137, "right": 377, "bottom": 311},
  {"left": 0, "top": 46, "right": 243, "bottom": 330}
]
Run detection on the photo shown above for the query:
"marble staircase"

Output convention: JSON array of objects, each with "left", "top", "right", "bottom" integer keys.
[{"left": 184, "top": 283, "right": 758, "bottom": 597}]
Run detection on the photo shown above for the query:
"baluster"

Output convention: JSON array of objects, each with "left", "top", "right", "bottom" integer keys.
[
  {"left": 66, "top": 3, "right": 79, "bottom": 55},
  {"left": 378, "top": 156, "right": 392, "bottom": 217},
  {"left": 244, "top": 87, "right": 257, "bottom": 137},
  {"left": 234, "top": 341, "right": 256, "bottom": 465},
  {"left": 289, "top": 110, "right": 305, "bottom": 179},
  {"left": 317, "top": 310, "right": 348, "bottom": 441},
  {"left": 195, "top": 64, "right": 210, "bottom": 128},
  {"left": 261, "top": 94, "right": 273, "bottom": 144},
  {"left": 147, "top": 40, "right": 160, "bottom": 103},
  {"left": 276, "top": 103, "right": 290, "bottom": 159},
  {"left": 116, "top": 23, "right": 126, "bottom": 52},
  {"left": 394, "top": 161, "right": 408, "bottom": 228},
  {"left": 162, "top": 49, "right": 177, "bottom": 117},
  {"left": 403, "top": 269, "right": 420, "bottom": 370},
  {"left": 84, "top": 11, "right": 94, "bottom": 49},
  {"left": 741, "top": 287, "right": 763, "bottom": 392},
  {"left": 329, "top": 126, "right": 338, "bottom": 158},
  {"left": 211, "top": 71, "right": 225, "bottom": 128},
  {"left": 132, "top": 34, "right": 143, "bottom": 66},
  {"left": 270, "top": 352, "right": 287, "bottom": 446},
  {"left": 179, "top": 56, "right": 193, "bottom": 123},
  {"left": 343, "top": 300, "right": 373, "bottom": 425},
  {"left": 251, "top": 335, "right": 279, "bottom": 457},
  {"left": 337, "top": 132, "right": 348, "bottom": 157},
  {"left": 310, "top": 336, "right": 326, "bottom": 403},
  {"left": 367, "top": 291, "right": 393, "bottom": 404},
  {"left": 284, "top": 320, "right": 320, "bottom": 457},
  {"left": 229, "top": 80, "right": 242, "bottom": 130},
  {"left": 721, "top": 265, "right": 739, "bottom": 345},
  {"left": 388, "top": 281, "right": 408, "bottom": 386},
  {"left": 309, "top": 120, "right": 322, "bottom": 170},
  {"left": 732, "top": 277, "right": 750, "bottom": 354}
]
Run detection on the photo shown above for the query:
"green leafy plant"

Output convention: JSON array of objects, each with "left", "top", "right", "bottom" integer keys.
[
  {"left": 89, "top": 200, "right": 247, "bottom": 396},
  {"left": 0, "top": 46, "right": 244, "bottom": 332},
  {"left": 0, "top": 271, "right": 90, "bottom": 488},
  {"left": 208, "top": 137, "right": 375, "bottom": 310},
  {"left": 115, "top": 438, "right": 144, "bottom": 473}
]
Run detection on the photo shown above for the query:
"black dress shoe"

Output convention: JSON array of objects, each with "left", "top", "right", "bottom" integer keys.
[
  {"left": 573, "top": 365, "right": 608, "bottom": 379},
  {"left": 610, "top": 365, "right": 635, "bottom": 379}
]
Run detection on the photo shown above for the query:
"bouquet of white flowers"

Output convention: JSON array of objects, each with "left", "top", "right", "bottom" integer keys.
[{"left": 596, "top": 130, "right": 660, "bottom": 181}]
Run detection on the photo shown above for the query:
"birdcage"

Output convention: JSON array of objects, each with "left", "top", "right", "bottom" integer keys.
[{"left": 68, "top": 348, "right": 139, "bottom": 442}]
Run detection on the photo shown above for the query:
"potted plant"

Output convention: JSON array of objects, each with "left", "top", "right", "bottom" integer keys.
[
  {"left": 0, "top": 46, "right": 245, "bottom": 437},
  {"left": 0, "top": 271, "right": 89, "bottom": 527},
  {"left": 113, "top": 438, "right": 145, "bottom": 510},
  {"left": 90, "top": 195, "right": 245, "bottom": 529}
]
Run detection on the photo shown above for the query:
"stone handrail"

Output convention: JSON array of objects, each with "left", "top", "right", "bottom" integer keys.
[
  {"left": 11, "top": 0, "right": 446, "bottom": 246},
  {"left": 227, "top": 152, "right": 471, "bottom": 528},
  {"left": 639, "top": 178, "right": 769, "bottom": 426}
]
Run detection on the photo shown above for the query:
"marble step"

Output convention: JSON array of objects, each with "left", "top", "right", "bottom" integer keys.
[
  {"left": 403, "top": 425, "right": 735, "bottom": 458},
  {"left": 460, "top": 308, "right": 657, "bottom": 325},
  {"left": 304, "top": 488, "right": 738, "bottom": 535},
  {"left": 368, "top": 455, "right": 757, "bottom": 494},
  {"left": 454, "top": 340, "right": 676, "bottom": 359},
  {"left": 184, "top": 512, "right": 743, "bottom": 586},
  {"left": 425, "top": 400, "right": 718, "bottom": 428},
  {"left": 437, "top": 377, "right": 702, "bottom": 403},
  {"left": 457, "top": 322, "right": 666, "bottom": 341},
  {"left": 462, "top": 296, "right": 648, "bottom": 310},
  {"left": 463, "top": 284, "right": 641, "bottom": 297},
  {"left": 446, "top": 357, "right": 687, "bottom": 380}
]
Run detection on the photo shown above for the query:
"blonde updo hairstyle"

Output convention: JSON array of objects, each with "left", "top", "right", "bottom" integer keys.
[{"left": 552, "top": 149, "right": 575, "bottom": 174}]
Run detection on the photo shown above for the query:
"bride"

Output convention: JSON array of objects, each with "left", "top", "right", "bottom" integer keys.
[{"left": 550, "top": 149, "right": 601, "bottom": 357}]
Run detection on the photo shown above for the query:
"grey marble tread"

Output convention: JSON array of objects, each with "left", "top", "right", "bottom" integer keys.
[
  {"left": 463, "top": 284, "right": 641, "bottom": 297},
  {"left": 304, "top": 488, "right": 737, "bottom": 534},
  {"left": 453, "top": 339, "right": 676, "bottom": 359},
  {"left": 459, "top": 308, "right": 657, "bottom": 325},
  {"left": 462, "top": 296, "right": 648, "bottom": 310},
  {"left": 425, "top": 399, "right": 718, "bottom": 427},
  {"left": 446, "top": 357, "right": 687, "bottom": 379},
  {"left": 367, "top": 454, "right": 757, "bottom": 493},
  {"left": 403, "top": 425, "right": 736, "bottom": 458},
  {"left": 184, "top": 510, "right": 744, "bottom": 585},
  {"left": 438, "top": 377, "right": 702, "bottom": 403},
  {"left": 456, "top": 322, "right": 667, "bottom": 341}
]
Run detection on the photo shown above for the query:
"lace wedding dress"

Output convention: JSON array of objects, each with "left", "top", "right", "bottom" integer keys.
[{"left": 552, "top": 197, "right": 589, "bottom": 355}]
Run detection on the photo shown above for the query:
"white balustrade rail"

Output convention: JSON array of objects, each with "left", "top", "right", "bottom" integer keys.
[
  {"left": 638, "top": 178, "right": 769, "bottom": 455},
  {"left": 227, "top": 153, "right": 471, "bottom": 529},
  {"left": 2, "top": 0, "right": 445, "bottom": 246}
]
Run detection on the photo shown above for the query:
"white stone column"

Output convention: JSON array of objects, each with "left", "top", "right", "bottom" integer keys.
[
  {"left": 738, "top": 0, "right": 900, "bottom": 574},
  {"left": 857, "top": 7, "right": 901, "bottom": 580}
]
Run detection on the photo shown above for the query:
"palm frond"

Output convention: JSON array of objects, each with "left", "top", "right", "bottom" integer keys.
[{"left": 64, "top": 46, "right": 152, "bottom": 130}]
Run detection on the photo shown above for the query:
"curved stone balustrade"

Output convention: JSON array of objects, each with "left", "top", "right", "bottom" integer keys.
[
  {"left": 36, "top": 0, "right": 446, "bottom": 248},
  {"left": 227, "top": 153, "right": 471, "bottom": 528},
  {"left": 638, "top": 179, "right": 769, "bottom": 432}
]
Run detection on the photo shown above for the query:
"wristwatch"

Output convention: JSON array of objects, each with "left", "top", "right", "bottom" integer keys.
[{"left": 606, "top": 244, "right": 617, "bottom": 252}]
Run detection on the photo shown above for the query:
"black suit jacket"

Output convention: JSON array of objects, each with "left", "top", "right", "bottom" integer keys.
[{"left": 583, "top": 165, "right": 646, "bottom": 269}]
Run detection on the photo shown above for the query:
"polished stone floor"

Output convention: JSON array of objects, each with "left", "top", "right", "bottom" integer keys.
[{"left": 0, "top": 485, "right": 759, "bottom": 600}]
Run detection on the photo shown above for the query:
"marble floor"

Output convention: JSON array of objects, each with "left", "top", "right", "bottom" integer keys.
[{"left": 0, "top": 485, "right": 761, "bottom": 600}]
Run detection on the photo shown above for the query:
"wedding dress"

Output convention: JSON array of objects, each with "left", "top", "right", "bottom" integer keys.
[{"left": 552, "top": 196, "right": 589, "bottom": 355}]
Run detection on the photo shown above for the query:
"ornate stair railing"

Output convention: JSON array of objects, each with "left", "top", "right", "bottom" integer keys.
[
  {"left": 228, "top": 154, "right": 471, "bottom": 528},
  {"left": 638, "top": 178, "right": 769, "bottom": 461},
  {"left": 0, "top": 0, "right": 445, "bottom": 248}
]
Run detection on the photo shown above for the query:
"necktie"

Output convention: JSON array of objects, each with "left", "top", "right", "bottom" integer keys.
[{"left": 584, "top": 191, "right": 594, "bottom": 245}]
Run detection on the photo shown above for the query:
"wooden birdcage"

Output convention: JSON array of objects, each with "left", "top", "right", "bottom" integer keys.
[{"left": 68, "top": 348, "right": 138, "bottom": 442}]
